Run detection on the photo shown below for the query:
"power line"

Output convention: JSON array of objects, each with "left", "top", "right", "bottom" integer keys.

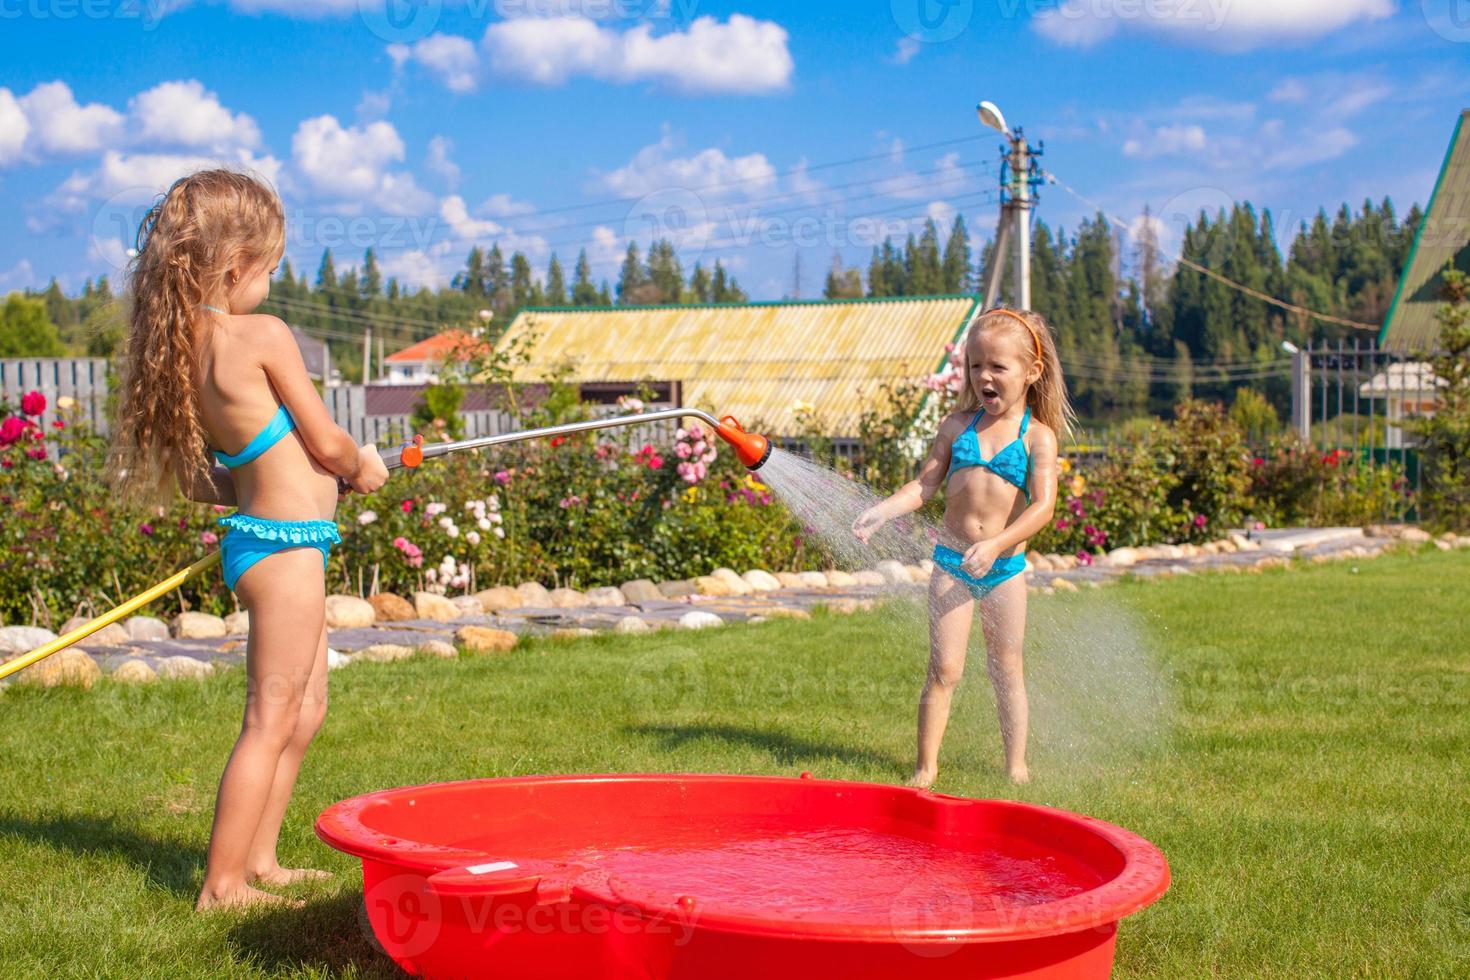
[{"left": 1041, "top": 169, "right": 1381, "bottom": 332}]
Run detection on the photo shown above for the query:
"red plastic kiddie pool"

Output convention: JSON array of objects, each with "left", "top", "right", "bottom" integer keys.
[{"left": 316, "top": 773, "right": 1168, "bottom": 979}]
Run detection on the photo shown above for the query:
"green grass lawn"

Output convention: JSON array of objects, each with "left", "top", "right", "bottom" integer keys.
[{"left": 3, "top": 550, "right": 1468, "bottom": 977}]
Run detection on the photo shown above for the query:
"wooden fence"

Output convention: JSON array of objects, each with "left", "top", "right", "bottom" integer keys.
[{"left": 0, "top": 358, "right": 111, "bottom": 434}]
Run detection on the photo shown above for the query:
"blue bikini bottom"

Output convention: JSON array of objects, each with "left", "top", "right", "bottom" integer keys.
[
  {"left": 217, "top": 514, "right": 341, "bottom": 592},
  {"left": 932, "top": 544, "right": 1027, "bottom": 600}
]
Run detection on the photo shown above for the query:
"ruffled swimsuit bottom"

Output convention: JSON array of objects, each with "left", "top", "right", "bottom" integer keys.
[{"left": 217, "top": 513, "right": 341, "bottom": 592}]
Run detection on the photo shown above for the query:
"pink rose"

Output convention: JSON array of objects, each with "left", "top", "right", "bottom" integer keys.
[
  {"left": 201, "top": 531, "right": 218, "bottom": 545},
  {"left": 0, "top": 417, "right": 27, "bottom": 446},
  {"left": 20, "top": 391, "right": 45, "bottom": 416}
]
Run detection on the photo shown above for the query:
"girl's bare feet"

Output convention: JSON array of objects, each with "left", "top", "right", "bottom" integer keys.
[
  {"left": 905, "top": 768, "right": 937, "bottom": 789},
  {"left": 249, "top": 865, "right": 333, "bottom": 887},
  {"left": 196, "top": 881, "right": 304, "bottom": 912},
  {"left": 1007, "top": 764, "right": 1031, "bottom": 784}
]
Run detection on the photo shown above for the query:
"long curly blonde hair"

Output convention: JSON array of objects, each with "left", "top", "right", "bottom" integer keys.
[
  {"left": 108, "top": 169, "right": 285, "bottom": 503},
  {"left": 956, "top": 307, "right": 1076, "bottom": 441}
]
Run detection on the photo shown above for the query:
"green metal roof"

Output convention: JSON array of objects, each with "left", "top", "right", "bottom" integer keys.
[{"left": 1381, "top": 109, "right": 1470, "bottom": 351}]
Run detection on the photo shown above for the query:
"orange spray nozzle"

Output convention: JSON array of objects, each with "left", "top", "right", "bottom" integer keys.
[
  {"left": 713, "top": 415, "right": 772, "bottom": 470},
  {"left": 401, "top": 433, "right": 424, "bottom": 469}
]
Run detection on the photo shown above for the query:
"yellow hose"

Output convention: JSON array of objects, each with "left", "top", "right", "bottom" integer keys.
[{"left": 0, "top": 551, "right": 221, "bottom": 682}]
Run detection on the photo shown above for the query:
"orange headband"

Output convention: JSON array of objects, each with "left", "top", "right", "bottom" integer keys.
[{"left": 983, "top": 308, "right": 1043, "bottom": 363}]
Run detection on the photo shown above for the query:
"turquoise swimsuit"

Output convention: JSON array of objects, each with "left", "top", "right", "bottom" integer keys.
[
  {"left": 212, "top": 403, "right": 340, "bottom": 592},
  {"left": 934, "top": 408, "right": 1031, "bottom": 599}
]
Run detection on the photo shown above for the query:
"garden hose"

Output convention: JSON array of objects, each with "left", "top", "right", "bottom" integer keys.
[{"left": 2, "top": 408, "right": 770, "bottom": 682}]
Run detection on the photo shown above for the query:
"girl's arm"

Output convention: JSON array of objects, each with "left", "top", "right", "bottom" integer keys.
[
  {"left": 961, "top": 423, "right": 1060, "bottom": 571},
  {"left": 853, "top": 414, "right": 960, "bottom": 541},
  {"left": 253, "top": 315, "right": 386, "bottom": 492},
  {"left": 180, "top": 463, "right": 237, "bottom": 506}
]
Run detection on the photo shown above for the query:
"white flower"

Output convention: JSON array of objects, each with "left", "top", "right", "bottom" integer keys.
[
  {"left": 467, "top": 530, "right": 481, "bottom": 545},
  {"left": 493, "top": 527, "right": 505, "bottom": 539},
  {"left": 464, "top": 500, "right": 476, "bottom": 511},
  {"left": 478, "top": 517, "right": 491, "bottom": 531},
  {"left": 357, "top": 510, "right": 378, "bottom": 525},
  {"left": 487, "top": 495, "right": 500, "bottom": 510},
  {"left": 425, "top": 502, "right": 447, "bottom": 516},
  {"left": 447, "top": 525, "right": 459, "bottom": 538},
  {"left": 438, "top": 516, "right": 453, "bottom": 528},
  {"left": 425, "top": 568, "right": 438, "bottom": 582},
  {"left": 490, "top": 512, "right": 502, "bottom": 524}
]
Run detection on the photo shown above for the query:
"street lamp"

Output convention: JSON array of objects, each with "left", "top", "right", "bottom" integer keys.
[{"left": 976, "top": 100, "right": 1009, "bottom": 137}]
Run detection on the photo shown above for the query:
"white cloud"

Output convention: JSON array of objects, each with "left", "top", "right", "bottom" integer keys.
[
  {"left": 49, "top": 149, "right": 285, "bottom": 212},
  {"left": 426, "top": 135, "right": 460, "bottom": 189},
  {"left": 1034, "top": 0, "right": 1395, "bottom": 50},
  {"left": 18, "top": 81, "right": 125, "bottom": 157},
  {"left": 0, "top": 89, "right": 29, "bottom": 166},
  {"left": 479, "top": 192, "right": 534, "bottom": 217},
  {"left": 0, "top": 259, "right": 37, "bottom": 291},
  {"left": 290, "top": 115, "right": 434, "bottom": 215},
  {"left": 397, "top": 33, "right": 480, "bottom": 93},
  {"left": 357, "top": 89, "right": 392, "bottom": 121},
  {"left": 1261, "top": 124, "right": 1357, "bottom": 170},
  {"left": 889, "top": 37, "right": 922, "bottom": 65},
  {"left": 128, "top": 80, "right": 262, "bottom": 152},
  {"left": 438, "top": 194, "right": 548, "bottom": 256},
  {"left": 481, "top": 13, "right": 792, "bottom": 94},
  {"left": 1122, "top": 123, "right": 1208, "bottom": 159},
  {"left": 878, "top": 151, "right": 968, "bottom": 200},
  {"left": 378, "top": 246, "right": 455, "bottom": 291},
  {"left": 596, "top": 129, "right": 777, "bottom": 198},
  {"left": 1268, "top": 78, "right": 1310, "bottom": 103}
]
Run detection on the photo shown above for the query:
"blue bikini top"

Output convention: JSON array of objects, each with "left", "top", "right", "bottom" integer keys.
[
  {"left": 214, "top": 404, "right": 296, "bottom": 468},
  {"left": 947, "top": 407, "right": 1031, "bottom": 500}
]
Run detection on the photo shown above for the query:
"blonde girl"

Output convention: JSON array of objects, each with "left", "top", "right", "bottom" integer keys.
[
  {"left": 110, "top": 169, "right": 388, "bottom": 910},
  {"left": 854, "top": 308, "right": 1073, "bottom": 785}
]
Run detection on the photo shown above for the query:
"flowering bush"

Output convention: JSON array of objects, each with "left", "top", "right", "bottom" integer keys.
[{"left": 1247, "top": 442, "right": 1412, "bottom": 527}]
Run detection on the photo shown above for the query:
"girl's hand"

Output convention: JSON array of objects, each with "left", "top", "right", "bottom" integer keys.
[
  {"left": 348, "top": 443, "right": 389, "bottom": 495},
  {"left": 961, "top": 539, "right": 1001, "bottom": 578},
  {"left": 852, "top": 507, "right": 886, "bottom": 543}
]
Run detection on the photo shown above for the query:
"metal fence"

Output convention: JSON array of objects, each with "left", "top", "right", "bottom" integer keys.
[{"left": 0, "top": 358, "right": 111, "bottom": 434}]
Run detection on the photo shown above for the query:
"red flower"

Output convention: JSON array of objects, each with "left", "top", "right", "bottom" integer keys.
[
  {"left": 1252, "top": 457, "right": 1264, "bottom": 466},
  {"left": 1193, "top": 513, "right": 1208, "bottom": 528},
  {"left": 0, "top": 416, "right": 27, "bottom": 446},
  {"left": 26, "top": 446, "right": 46, "bottom": 461},
  {"left": 401, "top": 499, "right": 415, "bottom": 513},
  {"left": 52, "top": 419, "right": 65, "bottom": 429},
  {"left": 20, "top": 391, "right": 45, "bottom": 416},
  {"left": 550, "top": 436, "right": 567, "bottom": 448},
  {"left": 1076, "top": 550, "right": 1093, "bottom": 566}
]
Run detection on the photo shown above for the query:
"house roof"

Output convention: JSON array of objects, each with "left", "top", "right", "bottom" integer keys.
[
  {"left": 288, "top": 325, "right": 328, "bottom": 380},
  {"left": 1381, "top": 109, "right": 1470, "bottom": 351},
  {"left": 385, "top": 329, "right": 488, "bottom": 364},
  {"left": 496, "top": 295, "right": 981, "bottom": 436},
  {"left": 1357, "top": 362, "right": 1443, "bottom": 395}
]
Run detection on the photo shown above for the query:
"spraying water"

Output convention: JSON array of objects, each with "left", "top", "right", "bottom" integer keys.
[{"left": 755, "top": 446, "right": 1172, "bottom": 782}]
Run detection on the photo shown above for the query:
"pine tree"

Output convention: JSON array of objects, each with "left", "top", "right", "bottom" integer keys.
[
  {"left": 867, "top": 247, "right": 887, "bottom": 297},
  {"left": 689, "top": 262, "right": 713, "bottom": 303},
  {"left": 361, "top": 248, "right": 382, "bottom": 298},
  {"left": 909, "top": 220, "right": 943, "bottom": 295},
  {"left": 572, "top": 249, "right": 598, "bottom": 306},
  {"left": 711, "top": 262, "right": 729, "bottom": 303},
  {"left": 316, "top": 249, "right": 338, "bottom": 292},
  {"left": 824, "top": 252, "right": 863, "bottom": 299},
  {"left": 455, "top": 247, "right": 487, "bottom": 296},
  {"left": 510, "top": 252, "right": 533, "bottom": 310},
  {"left": 617, "top": 243, "right": 648, "bottom": 305},
  {"left": 941, "top": 216, "right": 972, "bottom": 293},
  {"left": 545, "top": 254, "right": 567, "bottom": 305},
  {"left": 647, "top": 240, "right": 684, "bottom": 303}
]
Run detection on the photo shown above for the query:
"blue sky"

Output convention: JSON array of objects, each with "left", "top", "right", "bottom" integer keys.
[{"left": 2, "top": 0, "right": 1467, "bottom": 301}]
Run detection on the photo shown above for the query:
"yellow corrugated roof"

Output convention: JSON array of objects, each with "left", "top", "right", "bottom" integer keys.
[{"left": 497, "top": 295, "right": 981, "bottom": 436}]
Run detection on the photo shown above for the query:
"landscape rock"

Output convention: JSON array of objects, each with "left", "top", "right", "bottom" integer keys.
[
  {"left": 516, "top": 582, "right": 552, "bottom": 606},
  {"left": 761, "top": 607, "right": 812, "bottom": 620},
  {"left": 1103, "top": 547, "right": 1140, "bottom": 568},
  {"left": 368, "top": 593, "right": 416, "bottom": 622},
  {"left": 658, "top": 579, "right": 697, "bottom": 598},
  {"left": 612, "top": 616, "right": 652, "bottom": 634},
  {"left": 822, "top": 570, "right": 858, "bottom": 588},
  {"left": 59, "top": 618, "right": 128, "bottom": 646},
  {"left": 1401, "top": 527, "right": 1432, "bottom": 542},
  {"left": 741, "top": 569, "right": 782, "bottom": 592},
  {"left": 417, "top": 640, "right": 458, "bottom": 659},
  {"left": 413, "top": 591, "right": 460, "bottom": 622},
  {"left": 619, "top": 579, "right": 663, "bottom": 603},
  {"left": 679, "top": 611, "right": 724, "bottom": 630},
  {"left": 325, "top": 595, "right": 377, "bottom": 629},
  {"left": 710, "top": 568, "right": 754, "bottom": 595},
  {"left": 873, "top": 560, "right": 910, "bottom": 585},
  {"left": 16, "top": 649, "right": 100, "bottom": 687},
  {"left": 355, "top": 643, "right": 416, "bottom": 664},
  {"left": 172, "top": 612, "right": 226, "bottom": 639},
  {"left": 456, "top": 626, "right": 518, "bottom": 653},
  {"left": 850, "top": 571, "right": 885, "bottom": 587},
  {"left": 798, "top": 571, "right": 830, "bottom": 589},
  {"left": 474, "top": 586, "right": 524, "bottom": 613},
  {"left": 694, "top": 576, "right": 733, "bottom": 597},
  {"left": 821, "top": 598, "right": 861, "bottom": 615},
  {"left": 551, "top": 628, "right": 597, "bottom": 639},
  {"left": 223, "top": 611, "right": 250, "bottom": 635},
  {"left": 1227, "top": 532, "right": 1258, "bottom": 551},
  {"left": 1029, "top": 554, "right": 1054, "bottom": 572},
  {"left": 157, "top": 656, "right": 214, "bottom": 680},
  {"left": 1050, "top": 577, "right": 1079, "bottom": 592},
  {"left": 110, "top": 659, "right": 157, "bottom": 684},
  {"left": 548, "top": 588, "right": 589, "bottom": 609},
  {"left": 452, "top": 595, "right": 485, "bottom": 617},
  {"left": 906, "top": 564, "right": 931, "bottom": 584},
  {"left": 326, "top": 648, "right": 352, "bottom": 670},
  {"left": 774, "top": 572, "right": 808, "bottom": 589},
  {"left": 123, "top": 616, "right": 170, "bottom": 642},
  {"left": 585, "top": 587, "right": 627, "bottom": 607}
]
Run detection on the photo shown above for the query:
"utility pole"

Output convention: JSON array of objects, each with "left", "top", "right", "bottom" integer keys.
[
  {"left": 977, "top": 101, "right": 1044, "bottom": 311},
  {"left": 362, "top": 325, "right": 372, "bottom": 385}
]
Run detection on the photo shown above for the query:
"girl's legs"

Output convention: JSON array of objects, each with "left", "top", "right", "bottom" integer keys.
[
  {"left": 245, "top": 621, "right": 330, "bottom": 886},
  {"left": 979, "top": 575, "right": 1030, "bottom": 783},
  {"left": 908, "top": 570, "right": 975, "bottom": 789},
  {"left": 196, "top": 548, "right": 325, "bottom": 911}
]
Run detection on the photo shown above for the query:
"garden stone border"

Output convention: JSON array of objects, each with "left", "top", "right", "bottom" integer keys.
[{"left": 3, "top": 528, "right": 1466, "bottom": 689}]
